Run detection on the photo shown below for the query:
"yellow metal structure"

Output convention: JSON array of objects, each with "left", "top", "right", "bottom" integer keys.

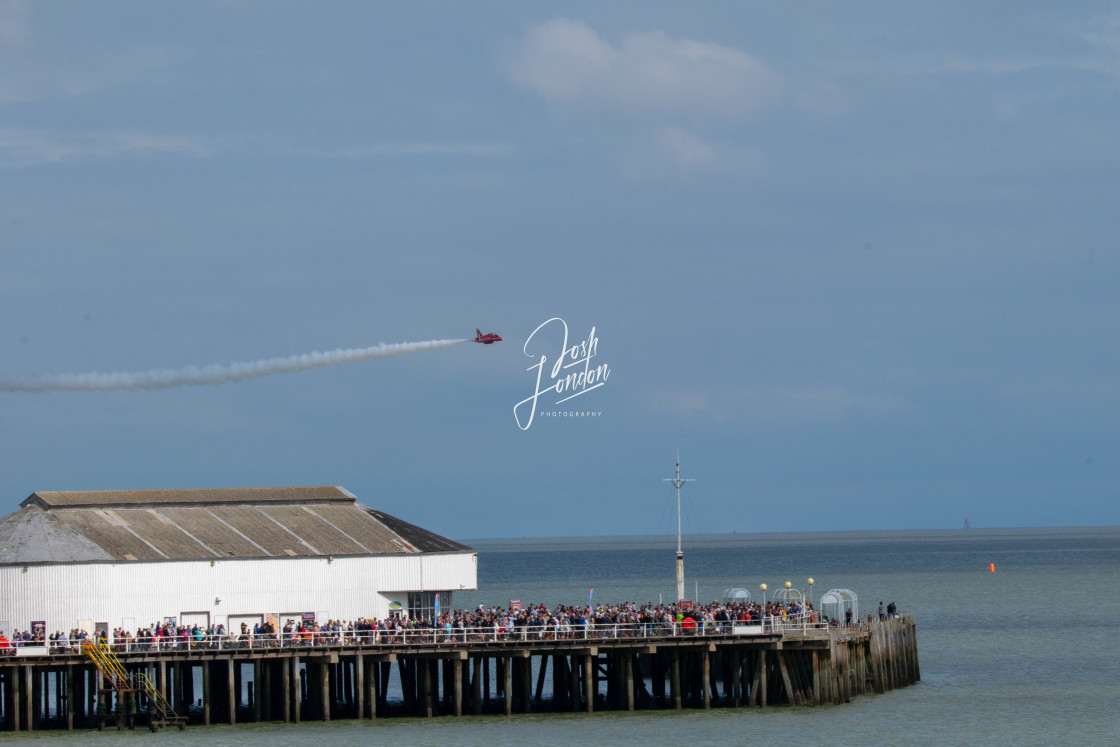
[{"left": 82, "top": 641, "right": 186, "bottom": 730}]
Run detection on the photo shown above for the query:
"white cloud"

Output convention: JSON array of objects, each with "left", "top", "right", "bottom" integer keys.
[
  {"left": 651, "top": 126, "right": 714, "bottom": 169},
  {"left": 622, "top": 125, "right": 761, "bottom": 180},
  {"left": 509, "top": 18, "right": 779, "bottom": 118},
  {"left": 0, "top": 129, "right": 211, "bottom": 165}
]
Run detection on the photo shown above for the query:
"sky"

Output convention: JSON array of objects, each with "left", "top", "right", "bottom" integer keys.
[{"left": 0, "top": 1, "right": 1116, "bottom": 539}]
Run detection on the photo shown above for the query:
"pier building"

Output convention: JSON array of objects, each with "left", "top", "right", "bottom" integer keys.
[{"left": 0, "top": 486, "right": 477, "bottom": 637}]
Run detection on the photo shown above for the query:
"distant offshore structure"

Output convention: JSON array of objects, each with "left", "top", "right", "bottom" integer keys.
[{"left": 964, "top": 519, "right": 971, "bottom": 529}]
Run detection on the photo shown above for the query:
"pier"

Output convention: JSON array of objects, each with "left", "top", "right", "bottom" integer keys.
[{"left": 0, "top": 616, "right": 919, "bottom": 731}]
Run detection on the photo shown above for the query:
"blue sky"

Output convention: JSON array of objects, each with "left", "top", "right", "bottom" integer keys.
[{"left": 1, "top": 2, "right": 1116, "bottom": 538}]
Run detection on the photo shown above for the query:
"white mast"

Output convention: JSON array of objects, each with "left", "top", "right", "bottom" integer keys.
[{"left": 663, "top": 444, "right": 695, "bottom": 603}]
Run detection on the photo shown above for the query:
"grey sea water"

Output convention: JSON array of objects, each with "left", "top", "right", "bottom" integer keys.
[{"left": 8, "top": 526, "right": 1119, "bottom": 746}]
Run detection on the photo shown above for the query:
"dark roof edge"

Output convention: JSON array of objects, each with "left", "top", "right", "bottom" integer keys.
[
  {"left": 21, "top": 494, "right": 49, "bottom": 510},
  {"left": 361, "top": 505, "right": 473, "bottom": 553},
  {"left": 22, "top": 487, "right": 356, "bottom": 511},
  {"left": 0, "top": 548, "right": 477, "bottom": 569}
]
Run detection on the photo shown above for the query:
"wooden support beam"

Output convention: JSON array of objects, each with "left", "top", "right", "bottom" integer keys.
[
  {"left": 568, "top": 655, "right": 580, "bottom": 712},
  {"left": 777, "top": 651, "right": 797, "bottom": 706},
  {"left": 730, "top": 650, "right": 741, "bottom": 707},
  {"left": 252, "top": 660, "right": 262, "bottom": 722},
  {"left": 551, "top": 654, "right": 565, "bottom": 710},
  {"left": 471, "top": 657, "right": 481, "bottom": 716},
  {"left": 453, "top": 658, "right": 462, "bottom": 717},
  {"left": 812, "top": 650, "right": 821, "bottom": 706},
  {"left": 482, "top": 656, "right": 490, "bottom": 707},
  {"left": 534, "top": 654, "right": 548, "bottom": 703},
  {"left": 54, "top": 669, "right": 62, "bottom": 729},
  {"left": 228, "top": 658, "right": 237, "bottom": 725},
  {"left": 354, "top": 655, "right": 364, "bottom": 720},
  {"left": 625, "top": 653, "right": 635, "bottom": 712},
  {"left": 65, "top": 665, "right": 74, "bottom": 730},
  {"left": 291, "top": 656, "right": 301, "bottom": 724},
  {"left": 701, "top": 650, "right": 711, "bottom": 709},
  {"left": 583, "top": 655, "right": 593, "bottom": 713},
  {"left": 758, "top": 650, "right": 767, "bottom": 707},
  {"left": 3, "top": 667, "right": 15, "bottom": 732},
  {"left": 503, "top": 657, "right": 512, "bottom": 716},
  {"left": 520, "top": 658, "right": 531, "bottom": 713},
  {"left": 372, "top": 659, "right": 382, "bottom": 717},
  {"left": 201, "top": 662, "right": 211, "bottom": 725},
  {"left": 23, "top": 665, "right": 32, "bottom": 731},
  {"left": 92, "top": 665, "right": 101, "bottom": 729},
  {"left": 74, "top": 666, "right": 86, "bottom": 728}
]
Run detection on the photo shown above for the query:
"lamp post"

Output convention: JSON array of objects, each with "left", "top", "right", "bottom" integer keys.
[
  {"left": 807, "top": 578, "right": 814, "bottom": 607},
  {"left": 760, "top": 583, "right": 767, "bottom": 606}
]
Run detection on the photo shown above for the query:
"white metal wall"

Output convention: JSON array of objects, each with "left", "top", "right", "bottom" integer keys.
[{"left": 0, "top": 551, "right": 477, "bottom": 636}]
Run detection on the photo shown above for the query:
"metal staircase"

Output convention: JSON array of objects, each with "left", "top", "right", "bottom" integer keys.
[{"left": 82, "top": 641, "right": 187, "bottom": 731}]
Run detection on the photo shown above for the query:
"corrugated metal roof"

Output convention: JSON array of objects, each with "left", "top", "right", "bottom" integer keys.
[
  {"left": 0, "top": 506, "right": 114, "bottom": 564},
  {"left": 2, "top": 486, "right": 469, "bottom": 564}
]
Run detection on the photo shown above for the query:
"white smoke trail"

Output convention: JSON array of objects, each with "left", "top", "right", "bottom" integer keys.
[{"left": 0, "top": 339, "right": 469, "bottom": 393}]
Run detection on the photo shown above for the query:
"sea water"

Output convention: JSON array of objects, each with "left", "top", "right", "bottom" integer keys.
[{"left": 12, "top": 526, "right": 1119, "bottom": 746}]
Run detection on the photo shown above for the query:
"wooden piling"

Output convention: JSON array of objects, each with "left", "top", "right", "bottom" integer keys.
[
  {"left": 583, "top": 655, "right": 593, "bottom": 713},
  {"left": 472, "top": 657, "right": 482, "bottom": 715},
  {"left": 24, "top": 665, "right": 33, "bottom": 731},
  {"left": 568, "top": 655, "right": 579, "bottom": 712},
  {"left": 624, "top": 653, "right": 635, "bottom": 711},
  {"left": 453, "top": 658, "right": 462, "bottom": 716}
]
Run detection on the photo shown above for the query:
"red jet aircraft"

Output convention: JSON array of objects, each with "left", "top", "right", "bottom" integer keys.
[{"left": 473, "top": 329, "right": 503, "bottom": 344}]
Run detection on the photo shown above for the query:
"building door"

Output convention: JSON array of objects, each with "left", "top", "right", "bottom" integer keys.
[
  {"left": 228, "top": 614, "right": 263, "bottom": 636},
  {"left": 180, "top": 611, "right": 210, "bottom": 629}
]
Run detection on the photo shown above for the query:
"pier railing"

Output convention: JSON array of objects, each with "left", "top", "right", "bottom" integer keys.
[{"left": 14, "top": 614, "right": 864, "bottom": 656}]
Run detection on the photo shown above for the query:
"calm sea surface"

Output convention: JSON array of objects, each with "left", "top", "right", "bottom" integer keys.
[{"left": 10, "top": 526, "right": 1119, "bottom": 746}]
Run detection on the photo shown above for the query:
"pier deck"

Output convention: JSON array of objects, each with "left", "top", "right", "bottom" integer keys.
[{"left": 0, "top": 616, "right": 919, "bottom": 731}]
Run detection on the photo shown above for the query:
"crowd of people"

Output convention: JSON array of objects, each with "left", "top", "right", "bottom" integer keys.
[
  {"left": 0, "top": 596, "right": 882, "bottom": 655},
  {"left": 0, "top": 595, "right": 892, "bottom": 656},
  {"left": 0, "top": 627, "right": 44, "bottom": 654}
]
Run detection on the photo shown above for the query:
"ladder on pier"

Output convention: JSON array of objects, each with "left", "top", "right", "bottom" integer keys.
[{"left": 82, "top": 641, "right": 187, "bottom": 731}]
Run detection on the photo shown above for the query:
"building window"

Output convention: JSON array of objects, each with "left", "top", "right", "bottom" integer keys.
[{"left": 407, "top": 591, "right": 451, "bottom": 621}]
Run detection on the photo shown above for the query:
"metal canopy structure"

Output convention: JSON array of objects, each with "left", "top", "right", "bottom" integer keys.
[
  {"left": 722, "top": 587, "right": 751, "bottom": 604},
  {"left": 820, "top": 588, "right": 859, "bottom": 621},
  {"left": 775, "top": 586, "right": 803, "bottom": 605}
]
